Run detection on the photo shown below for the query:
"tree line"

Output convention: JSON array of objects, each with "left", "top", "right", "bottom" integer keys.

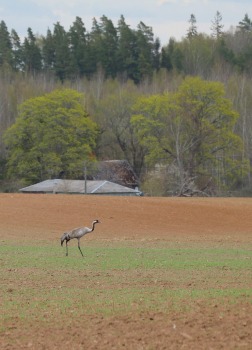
[
  {"left": 0, "top": 15, "right": 160, "bottom": 84},
  {"left": 1, "top": 12, "right": 252, "bottom": 196},
  {"left": 2, "top": 78, "right": 250, "bottom": 196},
  {"left": 1, "top": 13, "right": 252, "bottom": 82}
]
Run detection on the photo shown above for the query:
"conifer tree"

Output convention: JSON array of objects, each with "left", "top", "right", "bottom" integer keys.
[
  {"left": 53, "top": 22, "right": 71, "bottom": 81},
  {"left": 0, "top": 20, "right": 13, "bottom": 68},
  {"left": 136, "top": 21, "right": 155, "bottom": 79},
  {"left": 68, "top": 16, "right": 88, "bottom": 77},
  {"left": 187, "top": 14, "right": 198, "bottom": 39},
  {"left": 238, "top": 13, "right": 252, "bottom": 32},
  {"left": 42, "top": 29, "right": 55, "bottom": 72},
  {"left": 117, "top": 15, "right": 139, "bottom": 81},
  {"left": 22, "top": 27, "right": 42, "bottom": 72},
  {"left": 88, "top": 17, "right": 103, "bottom": 75},
  {"left": 10, "top": 29, "right": 22, "bottom": 70},
  {"left": 211, "top": 11, "right": 224, "bottom": 38}
]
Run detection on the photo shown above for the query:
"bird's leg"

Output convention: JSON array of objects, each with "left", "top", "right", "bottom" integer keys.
[
  {"left": 78, "top": 239, "right": 84, "bottom": 257},
  {"left": 66, "top": 240, "right": 68, "bottom": 256}
]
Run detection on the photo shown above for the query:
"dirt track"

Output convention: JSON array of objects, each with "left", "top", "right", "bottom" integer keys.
[{"left": 0, "top": 194, "right": 252, "bottom": 349}]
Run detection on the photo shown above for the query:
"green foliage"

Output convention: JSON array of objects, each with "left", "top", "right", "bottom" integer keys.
[
  {"left": 161, "top": 38, "right": 184, "bottom": 72},
  {"left": 131, "top": 77, "right": 249, "bottom": 193},
  {"left": 180, "top": 34, "right": 215, "bottom": 76},
  {"left": 2, "top": 14, "right": 252, "bottom": 194},
  {"left": 216, "top": 38, "right": 236, "bottom": 66},
  {"left": 4, "top": 89, "right": 98, "bottom": 183}
]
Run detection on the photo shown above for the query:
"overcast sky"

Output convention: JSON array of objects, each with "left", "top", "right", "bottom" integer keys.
[{"left": 0, "top": 0, "right": 252, "bottom": 45}]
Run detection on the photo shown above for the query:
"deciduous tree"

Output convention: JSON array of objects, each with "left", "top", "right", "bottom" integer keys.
[
  {"left": 131, "top": 77, "right": 249, "bottom": 195},
  {"left": 94, "top": 81, "right": 146, "bottom": 176},
  {"left": 4, "top": 89, "right": 99, "bottom": 183}
]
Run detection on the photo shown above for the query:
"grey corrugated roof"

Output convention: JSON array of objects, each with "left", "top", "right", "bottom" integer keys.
[{"left": 19, "top": 179, "right": 142, "bottom": 195}]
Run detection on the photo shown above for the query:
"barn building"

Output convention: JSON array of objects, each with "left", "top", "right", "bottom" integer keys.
[{"left": 90, "top": 160, "right": 139, "bottom": 189}]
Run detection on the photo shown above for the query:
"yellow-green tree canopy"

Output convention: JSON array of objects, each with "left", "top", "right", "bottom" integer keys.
[
  {"left": 4, "top": 89, "right": 99, "bottom": 183},
  {"left": 131, "top": 76, "right": 249, "bottom": 194}
]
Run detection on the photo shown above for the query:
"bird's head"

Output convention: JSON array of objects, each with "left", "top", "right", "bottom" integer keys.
[{"left": 93, "top": 219, "right": 101, "bottom": 224}]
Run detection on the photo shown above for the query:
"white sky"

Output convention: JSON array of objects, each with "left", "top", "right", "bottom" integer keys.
[{"left": 0, "top": 0, "right": 252, "bottom": 45}]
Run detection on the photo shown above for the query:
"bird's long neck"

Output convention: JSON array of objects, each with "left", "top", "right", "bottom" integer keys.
[{"left": 91, "top": 222, "right": 97, "bottom": 232}]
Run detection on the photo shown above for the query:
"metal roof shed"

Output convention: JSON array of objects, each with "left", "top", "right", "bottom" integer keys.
[{"left": 19, "top": 179, "right": 142, "bottom": 196}]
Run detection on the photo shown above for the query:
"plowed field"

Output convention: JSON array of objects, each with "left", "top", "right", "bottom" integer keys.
[{"left": 0, "top": 194, "right": 251, "bottom": 349}]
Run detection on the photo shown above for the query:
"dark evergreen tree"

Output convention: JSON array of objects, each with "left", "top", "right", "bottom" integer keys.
[
  {"left": 10, "top": 29, "right": 22, "bottom": 70},
  {"left": 238, "top": 13, "right": 252, "bottom": 32},
  {"left": 136, "top": 21, "right": 155, "bottom": 81},
  {"left": 117, "top": 15, "right": 139, "bottom": 82},
  {"left": 162, "top": 38, "right": 185, "bottom": 74},
  {"left": 99, "top": 15, "right": 118, "bottom": 78},
  {"left": 42, "top": 29, "right": 55, "bottom": 72},
  {"left": 88, "top": 17, "right": 103, "bottom": 75},
  {"left": 187, "top": 14, "right": 198, "bottom": 39},
  {"left": 53, "top": 22, "right": 71, "bottom": 82},
  {"left": 88, "top": 16, "right": 118, "bottom": 78},
  {"left": 164, "top": 38, "right": 184, "bottom": 72},
  {"left": 68, "top": 16, "right": 88, "bottom": 77},
  {"left": 153, "top": 37, "right": 161, "bottom": 71},
  {"left": 84, "top": 34, "right": 97, "bottom": 77},
  {"left": 217, "top": 38, "right": 236, "bottom": 65},
  {"left": 0, "top": 20, "right": 13, "bottom": 68},
  {"left": 211, "top": 11, "right": 224, "bottom": 38},
  {"left": 160, "top": 46, "right": 172, "bottom": 70},
  {"left": 22, "top": 27, "right": 42, "bottom": 72}
]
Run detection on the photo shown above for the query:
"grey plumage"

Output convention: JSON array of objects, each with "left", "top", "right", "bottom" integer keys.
[{"left": 61, "top": 219, "right": 101, "bottom": 257}]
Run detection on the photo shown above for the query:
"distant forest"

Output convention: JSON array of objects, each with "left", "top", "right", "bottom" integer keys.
[
  {"left": 1, "top": 13, "right": 252, "bottom": 82},
  {"left": 1, "top": 12, "right": 252, "bottom": 196}
]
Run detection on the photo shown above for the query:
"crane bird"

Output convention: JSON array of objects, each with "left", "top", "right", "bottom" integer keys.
[{"left": 60, "top": 219, "right": 101, "bottom": 257}]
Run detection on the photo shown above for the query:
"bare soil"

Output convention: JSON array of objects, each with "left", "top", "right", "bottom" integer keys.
[{"left": 0, "top": 194, "right": 252, "bottom": 349}]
